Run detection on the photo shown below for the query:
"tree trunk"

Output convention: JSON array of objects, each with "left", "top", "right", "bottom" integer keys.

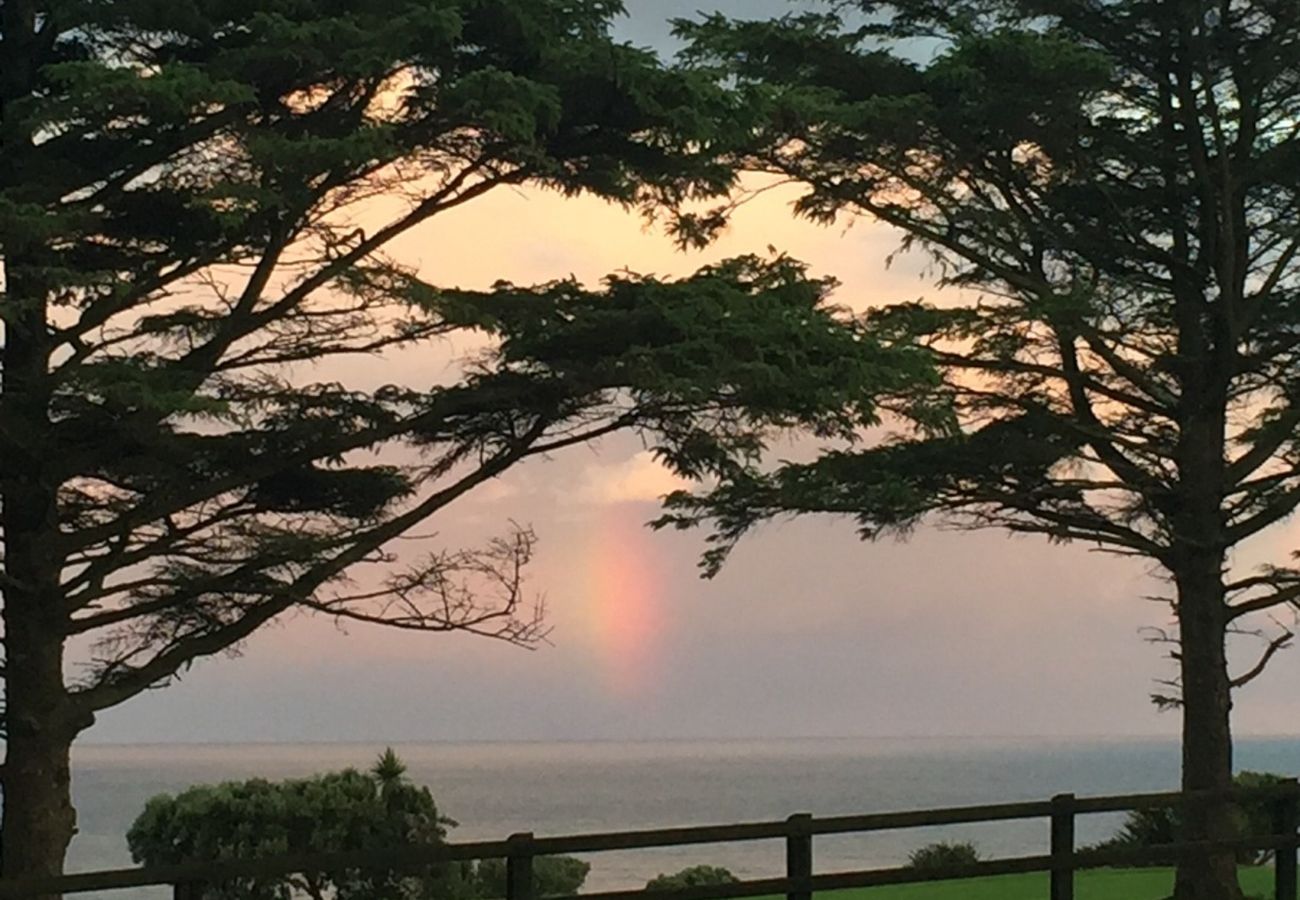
[
  {"left": 1, "top": 521, "right": 82, "bottom": 894},
  {"left": 1, "top": 254, "right": 79, "bottom": 893},
  {"left": 1171, "top": 555, "right": 1242, "bottom": 900},
  {"left": 1, "top": 721, "right": 78, "bottom": 892},
  {"left": 1, "top": 488, "right": 81, "bottom": 894},
  {"left": 1, "top": 475, "right": 81, "bottom": 896}
]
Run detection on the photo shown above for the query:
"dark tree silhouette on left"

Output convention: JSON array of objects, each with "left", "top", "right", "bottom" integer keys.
[{"left": 0, "top": 1, "right": 909, "bottom": 890}]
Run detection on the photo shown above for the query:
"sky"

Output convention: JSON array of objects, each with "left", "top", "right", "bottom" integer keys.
[{"left": 87, "top": 0, "right": 1300, "bottom": 744}]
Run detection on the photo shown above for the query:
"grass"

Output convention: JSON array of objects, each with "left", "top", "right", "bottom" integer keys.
[{"left": 812, "top": 866, "right": 1274, "bottom": 899}]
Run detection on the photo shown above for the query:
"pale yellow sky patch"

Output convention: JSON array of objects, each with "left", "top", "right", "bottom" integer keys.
[{"left": 578, "top": 450, "right": 692, "bottom": 505}]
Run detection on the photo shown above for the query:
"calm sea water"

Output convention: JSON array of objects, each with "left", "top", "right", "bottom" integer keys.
[{"left": 68, "top": 737, "right": 1300, "bottom": 897}]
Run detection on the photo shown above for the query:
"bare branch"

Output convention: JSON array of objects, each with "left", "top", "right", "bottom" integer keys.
[
  {"left": 301, "top": 526, "right": 549, "bottom": 647},
  {"left": 70, "top": 424, "right": 546, "bottom": 714},
  {"left": 1230, "top": 630, "right": 1294, "bottom": 689}
]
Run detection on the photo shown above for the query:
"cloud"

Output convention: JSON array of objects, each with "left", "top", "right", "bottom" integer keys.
[
  {"left": 467, "top": 478, "right": 520, "bottom": 505},
  {"left": 579, "top": 451, "right": 690, "bottom": 504}
]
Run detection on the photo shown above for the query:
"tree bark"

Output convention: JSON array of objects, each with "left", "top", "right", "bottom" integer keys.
[
  {"left": 1, "top": 251, "right": 81, "bottom": 893},
  {"left": 1166, "top": 280, "right": 1239, "bottom": 900},
  {"left": 1, "top": 716, "right": 79, "bottom": 892},
  {"left": 1, "top": 523, "right": 82, "bottom": 895},
  {"left": 0, "top": 549, "right": 83, "bottom": 894},
  {"left": 1171, "top": 553, "right": 1242, "bottom": 900}
]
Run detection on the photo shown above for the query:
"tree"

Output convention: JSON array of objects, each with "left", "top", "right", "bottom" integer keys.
[
  {"left": 128, "top": 749, "right": 471, "bottom": 900},
  {"left": 0, "top": 1, "right": 900, "bottom": 885},
  {"left": 663, "top": 2, "right": 1300, "bottom": 898},
  {"left": 128, "top": 748, "right": 592, "bottom": 900}
]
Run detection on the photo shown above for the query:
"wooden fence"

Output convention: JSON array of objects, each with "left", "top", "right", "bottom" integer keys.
[{"left": 2, "top": 783, "right": 1298, "bottom": 900}]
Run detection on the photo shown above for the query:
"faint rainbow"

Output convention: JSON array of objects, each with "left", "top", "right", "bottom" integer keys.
[{"left": 582, "top": 508, "right": 666, "bottom": 698}]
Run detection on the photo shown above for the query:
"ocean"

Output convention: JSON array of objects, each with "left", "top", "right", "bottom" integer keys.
[{"left": 67, "top": 736, "right": 1300, "bottom": 897}]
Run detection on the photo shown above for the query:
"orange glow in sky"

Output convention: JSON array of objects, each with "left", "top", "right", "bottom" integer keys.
[{"left": 579, "top": 510, "right": 668, "bottom": 699}]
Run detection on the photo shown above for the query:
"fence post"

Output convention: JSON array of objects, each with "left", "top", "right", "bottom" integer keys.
[
  {"left": 786, "top": 813, "right": 813, "bottom": 900},
  {"left": 507, "top": 832, "right": 535, "bottom": 900},
  {"left": 1050, "top": 793, "right": 1075, "bottom": 900},
  {"left": 1275, "top": 780, "right": 1299, "bottom": 900}
]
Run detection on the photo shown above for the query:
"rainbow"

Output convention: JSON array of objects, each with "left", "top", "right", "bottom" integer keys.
[{"left": 581, "top": 509, "right": 666, "bottom": 698}]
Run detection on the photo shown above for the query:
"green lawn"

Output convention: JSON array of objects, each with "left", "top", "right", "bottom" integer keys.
[{"left": 815, "top": 867, "right": 1273, "bottom": 899}]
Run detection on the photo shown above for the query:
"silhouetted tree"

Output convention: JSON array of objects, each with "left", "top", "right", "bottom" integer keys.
[
  {"left": 664, "top": 3, "right": 1300, "bottom": 898},
  {"left": 0, "top": 1, "right": 901, "bottom": 885}
]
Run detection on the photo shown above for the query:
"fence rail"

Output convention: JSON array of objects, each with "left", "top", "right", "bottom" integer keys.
[{"left": 3, "top": 783, "right": 1298, "bottom": 900}]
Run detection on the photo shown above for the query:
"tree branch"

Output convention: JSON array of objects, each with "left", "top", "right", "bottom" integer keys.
[
  {"left": 1230, "top": 630, "right": 1293, "bottom": 689},
  {"left": 70, "top": 425, "right": 545, "bottom": 715}
]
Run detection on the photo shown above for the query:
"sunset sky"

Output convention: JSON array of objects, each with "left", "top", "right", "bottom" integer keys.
[{"left": 88, "top": 0, "right": 1300, "bottom": 744}]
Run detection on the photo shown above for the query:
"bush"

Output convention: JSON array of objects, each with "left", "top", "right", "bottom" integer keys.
[
  {"left": 645, "top": 865, "right": 739, "bottom": 892},
  {"left": 905, "top": 841, "right": 981, "bottom": 873},
  {"left": 1084, "top": 771, "right": 1292, "bottom": 867},
  {"left": 127, "top": 749, "right": 591, "bottom": 900},
  {"left": 127, "top": 748, "right": 470, "bottom": 900},
  {"left": 474, "top": 856, "right": 591, "bottom": 898}
]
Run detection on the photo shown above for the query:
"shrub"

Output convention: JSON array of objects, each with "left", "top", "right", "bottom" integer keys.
[
  {"left": 474, "top": 856, "right": 591, "bottom": 898},
  {"left": 645, "top": 865, "right": 739, "bottom": 892},
  {"left": 127, "top": 749, "right": 591, "bottom": 900},
  {"left": 1084, "top": 770, "right": 1292, "bottom": 867},
  {"left": 905, "top": 841, "right": 981, "bottom": 873},
  {"left": 127, "top": 749, "right": 468, "bottom": 900}
]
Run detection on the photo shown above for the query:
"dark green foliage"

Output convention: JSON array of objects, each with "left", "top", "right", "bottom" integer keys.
[
  {"left": 0, "top": 0, "right": 898, "bottom": 720},
  {"left": 127, "top": 749, "right": 471, "bottom": 900},
  {"left": 0, "top": 0, "right": 911, "bottom": 878},
  {"left": 905, "top": 841, "right": 981, "bottom": 873},
  {"left": 664, "top": 0, "right": 1300, "bottom": 572},
  {"left": 472, "top": 856, "right": 590, "bottom": 899},
  {"left": 127, "top": 748, "right": 590, "bottom": 900},
  {"left": 1085, "top": 772, "right": 1294, "bottom": 867},
  {"left": 667, "top": 4, "right": 1300, "bottom": 896},
  {"left": 1087, "top": 805, "right": 1181, "bottom": 868},
  {"left": 644, "top": 865, "right": 739, "bottom": 892}
]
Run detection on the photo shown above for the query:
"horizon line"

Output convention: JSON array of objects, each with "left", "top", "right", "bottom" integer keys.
[{"left": 71, "top": 731, "right": 1300, "bottom": 748}]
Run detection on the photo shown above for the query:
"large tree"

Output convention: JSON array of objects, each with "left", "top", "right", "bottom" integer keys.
[
  {"left": 663, "top": 2, "right": 1300, "bottom": 898},
  {"left": 0, "top": 0, "right": 896, "bottom": 886}
]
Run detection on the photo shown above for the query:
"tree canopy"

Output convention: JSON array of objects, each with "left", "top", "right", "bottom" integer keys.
[
  {"left": 667, "top": 0, "right": 1300, "bottom": 584},
  {"left": 662, "top": 3, "right": 1300, "bottom": 898},
  {"left": 0, "top": 0, "right": 907, "bottom": 882}
]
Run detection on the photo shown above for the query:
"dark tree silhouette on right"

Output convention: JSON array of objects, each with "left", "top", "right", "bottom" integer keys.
[{"left": 663, "top": 3, "right": 1300, "bottom": 899}]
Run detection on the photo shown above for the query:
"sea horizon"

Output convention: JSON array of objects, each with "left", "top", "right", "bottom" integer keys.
[
  {"left": 68, "top": 734, "right": 1300, "bottom": 897},
  {"left": 76, "top": 730, "right": 1300, "bottom": 747}
]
